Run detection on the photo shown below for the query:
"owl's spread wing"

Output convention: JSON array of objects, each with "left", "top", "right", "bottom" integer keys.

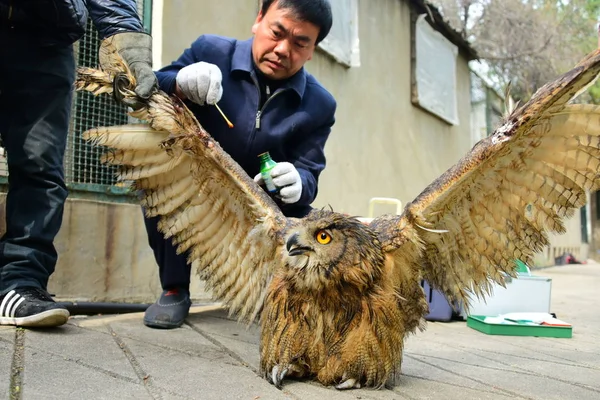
[
  {"left": 75, "top": 41, "right": 288, "bottom": 323},
  {"left": 371, "top": 48, "right": 600, "bottom": 306}
]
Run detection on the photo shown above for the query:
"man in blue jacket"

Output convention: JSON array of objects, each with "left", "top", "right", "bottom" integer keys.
[
  {"left": 0, "top": 0, "right": 157, "bottom": 327},
  {"left": 143, "top": 0, "right": 336, "bottom": 329}
]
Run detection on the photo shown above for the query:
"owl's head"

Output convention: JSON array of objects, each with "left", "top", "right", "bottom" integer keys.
[{"left": 281, "top": 209, "right": 385, "bottom": 292}]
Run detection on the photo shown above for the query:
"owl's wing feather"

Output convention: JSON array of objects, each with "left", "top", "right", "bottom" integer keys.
[
  {"left": 371, "top": 48, "right": 600, "bottom": 306},
  {"left": 76, "top": 44, "right": 288, "bottom": 323}
]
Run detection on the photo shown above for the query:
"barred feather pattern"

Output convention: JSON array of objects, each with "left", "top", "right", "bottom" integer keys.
[
  {"left": 372, "top": 47, "right": 600, "bottom": 308},
  {"left": 75, "top": 40, "right": 600, "bottom": 390},
  {"left": 73, "top": 67, "right": 115, "bottom": 96},
  {"left": 77, "top": 47, "right": 289, "bottom": 323}
]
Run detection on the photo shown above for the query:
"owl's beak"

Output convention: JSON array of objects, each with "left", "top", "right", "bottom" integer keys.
[{"left": 286, "top": 233, "right": 311, "bottom": 256}]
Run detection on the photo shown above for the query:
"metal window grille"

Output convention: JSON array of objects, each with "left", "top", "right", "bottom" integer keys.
[{"left": 67, "top": 18, "right": 131, "bottom": 194}]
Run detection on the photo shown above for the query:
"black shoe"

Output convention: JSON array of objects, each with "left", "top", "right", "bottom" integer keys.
[
  {"left": 143, "top": 288, "right": 191, "bottom": 329},
  {"left": 0, "top": 287, "right": 70, "bottom": 327}
]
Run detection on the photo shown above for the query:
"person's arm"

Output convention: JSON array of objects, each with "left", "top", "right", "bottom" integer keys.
[
  {"left": 90, "top": 0, "right": 157, "bottom": 99},
  {"left": 87, "top": 0, "right": 143, "bottom": 38}
]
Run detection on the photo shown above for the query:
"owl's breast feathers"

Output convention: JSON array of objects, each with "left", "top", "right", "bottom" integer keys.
[{"left": 260, "top": 229, "right": 428, "bottom": 386}]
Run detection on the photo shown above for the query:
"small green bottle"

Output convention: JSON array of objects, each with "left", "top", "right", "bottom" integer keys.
[{"left": 258, "top": 151, "right": 278, "bottom": 194}]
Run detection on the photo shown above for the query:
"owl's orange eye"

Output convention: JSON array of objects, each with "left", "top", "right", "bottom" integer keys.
[{"left": 316, "top": 230, "right": 332, "bottom": 245}]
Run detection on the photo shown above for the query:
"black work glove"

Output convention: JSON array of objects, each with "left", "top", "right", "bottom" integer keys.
[{"left": 99, "top": 32, "right": 158, "bottom": 99}]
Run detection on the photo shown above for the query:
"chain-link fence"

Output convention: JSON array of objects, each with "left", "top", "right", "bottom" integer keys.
[{"left": 0, "top": 0, "right": 150, "bottom": 198}]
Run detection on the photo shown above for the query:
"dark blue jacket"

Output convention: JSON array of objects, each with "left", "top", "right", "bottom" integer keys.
[
  {"left": 0, "top": 0, "right": 143, "bottom": 46},
  {"left": 156, "top": 35, "right": 336, "bottom": 218}
]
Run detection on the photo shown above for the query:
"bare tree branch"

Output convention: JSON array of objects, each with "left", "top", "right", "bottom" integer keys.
[{"left": 428, "top": 0, "right": 600, "bottom": 103}]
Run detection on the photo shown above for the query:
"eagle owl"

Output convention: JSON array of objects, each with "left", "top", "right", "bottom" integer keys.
[{"left": 76, "top": 38, "right": 600, "bottom": 389}]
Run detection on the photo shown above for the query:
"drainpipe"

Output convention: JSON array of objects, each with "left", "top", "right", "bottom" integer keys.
[{"left": 57, "top": 301, "right": 151, "bottom": 315}]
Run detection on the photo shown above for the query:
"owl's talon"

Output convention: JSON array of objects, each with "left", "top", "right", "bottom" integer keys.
[
  {"left": 271, "top": 364, "right": 289, "bottom": 389},
  {"left": 335, "top": 377, "right": 361, "bottom": 390}
]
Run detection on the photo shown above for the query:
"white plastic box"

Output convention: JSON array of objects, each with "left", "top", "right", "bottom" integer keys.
[{"left": 464, "top": 273, "right": 553, "bottom": 317}]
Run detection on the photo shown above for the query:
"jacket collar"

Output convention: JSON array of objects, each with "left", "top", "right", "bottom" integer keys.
[{"left": 231, "top": 38, "right": 306, "bottom": 99}]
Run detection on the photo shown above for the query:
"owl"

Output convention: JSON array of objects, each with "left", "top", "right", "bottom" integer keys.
[{"left": 75, "top": 38, "right": 600, "bottom": 389}]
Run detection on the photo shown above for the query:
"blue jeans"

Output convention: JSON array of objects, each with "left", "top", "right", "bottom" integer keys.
[{"left": 0, "top": 31, "right": 73, "bottom": 295}]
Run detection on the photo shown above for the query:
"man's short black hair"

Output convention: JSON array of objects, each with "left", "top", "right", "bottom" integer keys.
[{"left": 260, "top": 0, "right": 333, "bottom": 45}]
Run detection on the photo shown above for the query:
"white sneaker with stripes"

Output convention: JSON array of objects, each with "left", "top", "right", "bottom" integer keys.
[{"left": 0, "top": 287, "right": 70, "bottom": 327}]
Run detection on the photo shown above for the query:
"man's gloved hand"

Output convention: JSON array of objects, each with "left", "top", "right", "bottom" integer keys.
[
  {"left": 176, "top": 62, "right": 223, "bottom": 105},
  {"left": 100, "top": 32, "right": 158, "bottom": 99},
  {"left": 254, "top": 162, "right": 302, "bottom": 204}
]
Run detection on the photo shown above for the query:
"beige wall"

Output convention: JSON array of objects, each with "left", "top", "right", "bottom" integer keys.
[
  {"left": 157, "top": 0, "right": 475, "bottom": 218},
  {"left": 157, "top": 0, "right": 260, "bottom": 68},
  {"left": 0, "top": 194, "right": 211, "bottom": 303},
  {"left": 307, "top": 0, "right": 474, "bottom": 216},
  {"left": 536, "top": 218, "right": 586, "bottom": 266}
]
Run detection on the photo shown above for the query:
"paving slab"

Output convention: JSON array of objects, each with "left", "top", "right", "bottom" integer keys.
[
  {"left": 404, "top": 338, "right": 598, "bottom": 399},
  {"left": 0, "top": 326, "right": 14, "bottom": 344},
  {"left": 118, "top": 330, "right": 288, "bottom": 399},
  {"left": 25, "top": 323, "right": 140, "bottom": 382},
  {"left": 86, "top": 311, "right": 290, "bottom": 399},
  {"left": 406, "top": 327, "right": 600, "bottom": 389},
  {"left": 186, "top": 309, "right": 262, "bottom": 370},
  {"left": 390, "top": 374, "right": 513, "bottom": 400},
  {"left": 1, "top": 263, "right": 599, "bottom": 399},
  {"left": 21, "top": 350, "right": 149, "bottom": 400},
  {"left": 0, "top": 338, "right": 11, "bottom": 399}
]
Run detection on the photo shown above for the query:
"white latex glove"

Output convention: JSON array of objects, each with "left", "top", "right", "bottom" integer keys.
[
  {"left": 175, "top": 61, "right": 223, "bottom": 105},
  {"left": 254, "top": 162, "right": 302, "bottom": 204}
]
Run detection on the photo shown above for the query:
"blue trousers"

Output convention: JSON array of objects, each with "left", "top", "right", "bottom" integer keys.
[
  {"left": 0, "top": 32, "right": 73, "bottom": 295},
  {"left": 143, "top": 214, "right": 192, "bottom": 291}
]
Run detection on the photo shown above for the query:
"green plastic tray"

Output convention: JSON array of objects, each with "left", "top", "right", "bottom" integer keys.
[{"left": 467, "top": 315, "right": 572, "bottom": 338}]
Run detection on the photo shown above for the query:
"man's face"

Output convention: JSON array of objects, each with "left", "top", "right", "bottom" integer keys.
[{"left": 251, "top": 2, "right": 320, "bottom": 80}]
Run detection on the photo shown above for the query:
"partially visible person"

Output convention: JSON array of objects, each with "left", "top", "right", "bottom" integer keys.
[
  {"left": 142, "top": 0, "right": 336, "bottom": 329},
  {"left": 0, "top": 0, "right": 157, "bottom": 327}
]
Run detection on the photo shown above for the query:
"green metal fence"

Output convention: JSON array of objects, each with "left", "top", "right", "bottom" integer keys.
[
  {"left": 0, "top": 0, "right": 151, "bottom": 200},
  {"left": 68, "top": 17, "right": 131, "bottom": 194},
  {"left": 68, "top": 0, "right": 151, "bottom": 197}
]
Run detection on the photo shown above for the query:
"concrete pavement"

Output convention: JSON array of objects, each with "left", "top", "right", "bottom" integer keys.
[{"left": 1, "top": 263, "right": 599, "bottom": 400}]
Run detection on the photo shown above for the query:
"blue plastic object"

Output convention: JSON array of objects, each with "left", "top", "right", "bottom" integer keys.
[{"left": 421, "top": 280, "right": 454, "bottom": 322}]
